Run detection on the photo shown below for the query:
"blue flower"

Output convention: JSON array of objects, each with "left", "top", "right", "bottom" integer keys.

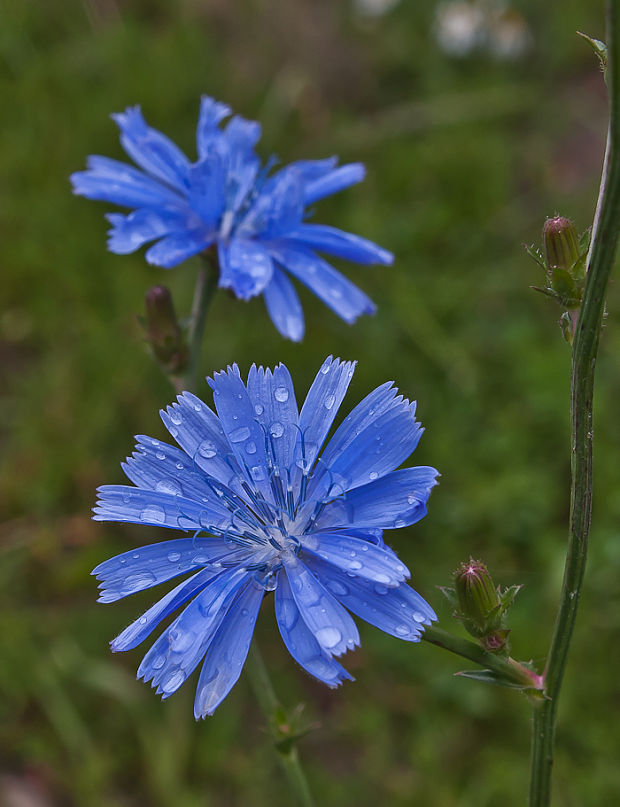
[
  {"left": 92, "top": 357, "right": 438, "bottom": 717},
  {"left": 71, "top": 97, "right": 393, "bottom": 341}
]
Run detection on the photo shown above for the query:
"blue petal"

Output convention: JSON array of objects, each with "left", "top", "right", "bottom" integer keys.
[
  {"left": 282, "top": 556, "right": 359, "bottom": 656},
  {"left": 187, "top": 153, "right": 227, "bottom": 227},
  {"left": 106, "top": 208, "right": 191, "bottom": 254},
  {"left": 217, "top": 238, "right": 274, "bottom": 300},
  {"left": 194, "top": 581, "right": 264, "bottom": 717},
  {"left": 224, "top": 115, "right": 262, "bottom": 155},
  {"left": 237, "top": 166, "right": 304, "bottom": 239},
  {"left": 71, "top": 156, "right": 186, "bottom": 209},
  {"left": 112, "top": 106, "right": 190, "bottom": 192},
  {"left": 262, "top": 267, "right": 305, "bottom": 342},
  {"left": 306, "top": 556, "right": 436, "bottom": 641},
  {"left": 310, "top": 391, "right": 424, "bottom": 498},
  {"left": 296, "top": 356, "right": 356, "bottom": 472},
  {"left": 282, "top": 224, "right": 393, "bottom": 265},
  {"left": 138, "top": 568, "right": 248, "bottom": 698},
  {"left": 275, "top": 571, "right": 353, "bottom": 687},
  {"left": 111, "top": 567, "right": 223, "bottom": 650},
  {"left": 145, "top": 230, "right": 214, "bottom": 268},
  {"left": 303, "top": 163, "right": 365, "bottom": 205},
  {"left": 92, "top": 535, "right": 238, "bottom": 603},
  {"left": 160, "top": 395, "right": 249, "bottom": 499},
  {"left": 269, "top": 246, "right": 376, "bottom": 324},
  {"left": 302, "top": 532, "right": 409, "bottom": 586},
  {"left": 207, "top": 365, "right": 274, "bottom": 503},
  {"left": 246, "top": 362, "right": 299, "bottom": 477},
  {"left": 93, "top": 484, "right": 237, "bottom": 533},
  {"left": 313, "top": 467, "right": 439, "bottom": 530},
  {"left": 286, "top": 157, "right": 338, "bottom": 181},
  {"left": 196, "top": 96, "right": 232, "bottom": 159}
]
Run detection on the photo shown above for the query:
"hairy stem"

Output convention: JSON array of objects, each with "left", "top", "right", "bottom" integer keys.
[
  {"left": 529, "top": 3, "right": 620, "bottom": 804},
  {"left": 422, "top": 626, "right": 543, "bottom": 690},
  {"left": 183, "top": 253, "right": 219, "bottom": 394}
]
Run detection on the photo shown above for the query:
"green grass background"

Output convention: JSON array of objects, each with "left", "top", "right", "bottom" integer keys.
[{"left": 2, "top": 1, "right": 620, "bottom": 804}]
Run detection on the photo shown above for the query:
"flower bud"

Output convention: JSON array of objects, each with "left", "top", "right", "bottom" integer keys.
[
  {"left": 143, "top": 285, "right": 188, "bottom": 374},
  {"left": 543, "top": 216, "right": 580, "bottom": 273},
  {"left": 454, "top": 558, "right": 500, "bottom": 634}
]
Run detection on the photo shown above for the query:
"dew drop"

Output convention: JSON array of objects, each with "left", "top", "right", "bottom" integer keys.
[
  {"left": 155, "top": 451, "right": 166, "bottom": 460},
  {"left": 348, "top": 560, "right": 362, "bottom": 570},
  {"left": 167, "top": 550, "right": 181, "bottom": 562},
  {"left": 193, "top": 402, "right": 203, "bottom": 412},
  {"left": 324, "top": 394, "right": 335, "bottom": 410},
  {"left": 198, "top": 440, "right": 217, "bottom": 459},
  {"left": 161, "top": 669, "right": 186, "bottom": 694},
  {"left": 155, "top": 479, "right": 182, "bottom": 496},
  {"left": 140, "top": 504, "right": 166, "bottom": 524},
  {"left": 229, "top": 426, "right": 251, "bottom": 443},
  {"left": 395, "top": 625, "right": 410, "bottom": 636},
  {"left": 245, "top": 441, "right": 257, "bottom": 455},
  {"left": 413, "top": 612, "right": 426, "bottom": 623},
  {"left": 270, "top": 422, "right": 284, "bottom": 438},
  {"left": 320, "top": 364, "right": 330, "bottom": 375},
  {"left": 374, "top": 583, "right": 389, "bottom": 595},
  {"left": 169, "top": 410, "right": 183, "bottom": 425},
  {"left": 394, "top": 519, "right": 406, "bottom": 528},
  {"left": 152, "top": 654, "right": 166, "bottom": 670},
  {"left": 315, "top": 626, "right": 342, "bottom": 649},
  {"left": 369, "top": 471, "right": 379, "bottom": 481},
  {"left": 407, "top": 494, "right": 417, "bottom": 505},
  {"left": 241, "top": 608, "right": 249, "bottom": 617},
  {"left": 274, "top": 386, "right": 289, "bottom": 402},
  {"left": 123, "top": 571, "right": 157, "bottom": 593},
  {"left": 250, "top": 465, "right": 266, "bottom": 482},
  {"left": 374, "top": 573, "right": 391, "bottom": 585},
  {"left": 326, "top": 579, "right": 349, "bottom": 596},
  {"left": 132, "top": 553, "right": 140, "bottom": 559},
  {"left": 192, "top": 553, "right": 210, "bottom": 564},
  {"left": 139, "top": 617, "right": 148, "bottom": 625},
  {"left": 169, "top": 629, "right": 195, "bottom": 653},
  {"left": 168, "top": 425, "right": 179, "bottom": 438},
  {"left": 254, "top": 403, "right": 264, "bottom": 415}
]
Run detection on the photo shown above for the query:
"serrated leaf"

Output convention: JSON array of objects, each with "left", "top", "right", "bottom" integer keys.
[
  {"left": 438, "top": 586, "right": 458, "bottom": 609},
  {"left": 498, "top": 584, "right": 522, "bottom": 612}
]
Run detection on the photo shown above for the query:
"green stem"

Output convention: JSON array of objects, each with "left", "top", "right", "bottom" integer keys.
[
  {"left": 422, "top": 626, "right": 543, "bottom": 690},
  {"left": 529, "top": 4, "right": 620, "bottom": 804},
  {"left": 179, "top": 255, "right": 314, "bottom": 806},
  {"left": 183, "top": 254, "right": 219, "bottom": 394},
  {"left": 246, "top": 646, "right": 315, "bottom": 807}
]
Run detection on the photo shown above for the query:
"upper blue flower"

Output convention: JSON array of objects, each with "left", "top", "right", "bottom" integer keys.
[
  {"left": 71, "top": 97, "right": 394, "bottom": 341},
  {"left": 92, "top": 357, "right": 438, "bottom": 717}
]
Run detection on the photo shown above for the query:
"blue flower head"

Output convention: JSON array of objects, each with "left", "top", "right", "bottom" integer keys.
[
  {"left": 71, "top": 97, "right": 394, "bottom": 341},
  {"left": 92, "top": 357, "right": 439, "bottom": 717}
]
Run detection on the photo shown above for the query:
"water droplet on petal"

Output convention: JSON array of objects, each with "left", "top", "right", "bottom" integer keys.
[
  {"left": 155, "top": 479, "right": 182, "bottom": 496},
  {"left": 394, "top": 519, "right": 406, "bottom": 528},
  {"left": 123, "top": 571, "right": 157, "bottom": 593},
  {"left": 155, "top": 451, "right": 166, "bottom": 461},
  {"left": 168, "top": 425, "right": 179, "bottom": 438},
  {"left": 407, "top": 494, "right": 417, "bottom": 505},
  {"left": 161, "top": 669, "right": 186, "bottom": 694},
  {"left": 395, "top": 624, "right": 410, "bottom": 636},
  {"left": 198, "top": 440, "right": 217, "bottom": 459},
  {"left": 315, "top": 626, "right": 342, "bottom": 649},
  {"left": 369, "top": 471, "right": 379, "bottom": 481},
  {"left": 320, "top": 364, "right": 330, "bottom": 375},
  {"left": 374, "top": 583, "right": 388, "bottom": 595},
  {"left": 140, "top": 504, "right": 166, "bottom": 523},
  {"left": 326, "top": 579, "right": 349, "bottom": 596},
  {"left": 245, "top": 441, "right": 257, "bottom": 455},
  {"left": 274, "top": 386, "right": 289, "bottom": 402},
  {"left": 169, "top": 410, "right": 183, "bottom": 426},
  {"left": 254, "top": 403, "right": 264, "bottom": 415},
  {"left": 169, "top": 629, "right": 195, "bottom": 653},
  {"left": 270, "top": 422, "right": 284, "bottom": 438},
  {"left": 250, "top": 465, "right": 266, "bottom": 482},
  {"left": 229, "top": 426, "right": 251, "bottom": 443},
  {"left": 139, "top": 616, "right": 148, "bottom": 625},
  {"left": 349, "top": 560, "right": 362, "bottom": 570},
  {"left": 413, "top": 612, "right": 426, "bottom": 623},
  {"left": 167, "top": 550, "right": 181, "bottom": 562},
  {"left": 324, "top": 394, "right": 335, "bottom": 410},
  {"left": 152, "top": 654, "right": 166, "bottom": 670}
]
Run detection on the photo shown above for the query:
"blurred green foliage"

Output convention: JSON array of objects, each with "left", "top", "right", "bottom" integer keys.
[{"left": 2, "top": 0, "right": 620, "bottom": 804}]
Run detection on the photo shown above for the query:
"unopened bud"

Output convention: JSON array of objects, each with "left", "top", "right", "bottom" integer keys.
[
  {"left": 543, "top": 216, "right": 580, "bottom": 273},
  {"left": 143, "top": 286, "right": 188, "bottom": 374},
  {"left": 454, "top": 558, "right": 500, "bottom": 634}
]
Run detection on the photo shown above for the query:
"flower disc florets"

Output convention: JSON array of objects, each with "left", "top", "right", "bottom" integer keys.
[{"left": 92, "top": 357, "right": 439, "bottom": 717}]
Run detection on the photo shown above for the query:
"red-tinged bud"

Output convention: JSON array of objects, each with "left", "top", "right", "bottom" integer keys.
[
  {"left": 454, "top": 558, "right": 500, "bottom": 634},
  {"left": 543, "top": 216, "right": 580, "bottom": 273},
  {"left": 143, "top": 285, "right": 188, "bottom": 374}
]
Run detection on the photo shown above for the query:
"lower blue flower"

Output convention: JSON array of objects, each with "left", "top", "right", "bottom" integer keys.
[{"left": 92, "top": 357, "right": 439, "bottom": 717}]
